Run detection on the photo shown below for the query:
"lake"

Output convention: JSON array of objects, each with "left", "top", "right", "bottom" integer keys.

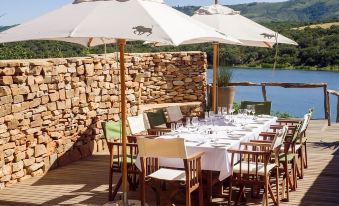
[{"left": 207, "top": 67, "right": 339, "bottom": 122}]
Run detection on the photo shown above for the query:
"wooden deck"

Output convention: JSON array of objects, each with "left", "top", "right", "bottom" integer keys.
[{"left": 0, "top": 120, "right": 338, "bottom": 206}]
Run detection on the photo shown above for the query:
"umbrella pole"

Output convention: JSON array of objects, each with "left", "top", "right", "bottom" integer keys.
[
  {"left": 212, "top": 42, "right": 219, "bottom": 113},
  {"left": 118, "top": 39, "right": 128, "bottom": 206}
]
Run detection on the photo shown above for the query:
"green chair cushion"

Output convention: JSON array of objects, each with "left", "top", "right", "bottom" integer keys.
[
  {"left": 113, "top": 155, "right": 137, "bottom": 164},
  {"left": 146, "top": 109, "right": 167, "bottom": 129},
  {"left": 240, "top": 101, "right": 271, "bottom": 115},
  {"left": 102, "top": 121, "right": 123, "bottom": 141},
  {"left": 272, "top": 152, "right": 295, "bottom": 162}
]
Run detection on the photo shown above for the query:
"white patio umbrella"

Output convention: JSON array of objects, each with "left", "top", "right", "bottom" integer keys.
[
  {"left": 192, "top": 1, "right": 298, "bottom": 112},
  {"left": 0, "top": 0, "right": 241, "bottom": 205}
]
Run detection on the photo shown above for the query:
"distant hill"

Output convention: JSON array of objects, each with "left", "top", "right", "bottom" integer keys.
[
  {"left": 0, "top": 25, "right": 15, "bottom": 32},
  {"left": 293, "top": 22, "right": 339, "bottom": 30},
  {"left": 175, "top": 0, "right": 339, "bottom": 22}
]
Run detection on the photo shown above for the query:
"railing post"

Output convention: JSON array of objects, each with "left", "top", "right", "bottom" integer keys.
[
  {"left": 337, "top": 96, "right": 339, "bottom": 123},
  {"left": 324, "top": 85, "right": 328, "bottom": 118},
  {"left": 261, "top": 85, "right": 267, "bottom": 102},
  {"left": 326, "top": 90, "right": 331, "bottom": 126}
]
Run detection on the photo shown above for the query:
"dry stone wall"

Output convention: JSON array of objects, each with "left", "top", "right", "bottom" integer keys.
[{"left": 0, "top": 51, "right": 207, "bottom": 189}]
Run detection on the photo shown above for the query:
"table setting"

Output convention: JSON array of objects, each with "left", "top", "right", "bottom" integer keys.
[{"left": 136, "top": 110, "right": 277, "bottom": 180}]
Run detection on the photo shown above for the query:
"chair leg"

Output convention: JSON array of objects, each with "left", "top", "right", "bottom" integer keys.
[
  {"left": 198, "top": 184, "right": 204, "bottom": 206},
  {"left": 108, "top": 167, "right": 113, "bottom": 201},
  {"left": 228, "top": 178, "right": 233, "bottom": 206},
  {"left": 236, "top": 184, "right": 245, "bottom": 206},
  {"left": 263, "top": 175, "right": 269, "bottom": 206},
  {"left": 186, "top": 188, "right": 191, "bottom": 206},
  {"left": 284, "top": 162, "right": 289, "bottom": 202},
  {"left": 108, "top": 145, "right": 114, "bottom": 201},
  {"left": 276, "top": 167, "right": 280, "bottom": 206},
  {"left": 112, "top": 177, "right": 122, "bottom": 201},
  {"left": 140, "top": 174, "right": 145, "bottom": 206},
  {"left": 304, "top": 142, "right": 308, "bottom": 169},
  {"left": 299, "top": 147, "right": 304, "bottom": 179},
  {"left": 293, "top": 159, "right": 297, "bottom": 189}
]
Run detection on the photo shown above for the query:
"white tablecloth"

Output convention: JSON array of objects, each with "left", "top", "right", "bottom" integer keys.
[{"left": 136, "top": 116, "right": 277, "bottom": 180}]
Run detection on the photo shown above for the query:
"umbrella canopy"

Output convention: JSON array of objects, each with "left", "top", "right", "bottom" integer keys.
[
  {"left": 192, "top": 3, "right": 298, "bottom": 113},
  {"left": 0, "top": 0, "right": 240, "bottom": 46},
  {"left": 0, "top": 1, "right": 242, "bottom": 205},
  {"left": 192, "top": 4, "right": 298, "bottom": 48}
]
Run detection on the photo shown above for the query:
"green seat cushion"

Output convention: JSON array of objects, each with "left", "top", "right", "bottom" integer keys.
[
  {"left": 113, "top": 155, "right": 137, "bottom": 164},
  {"left": 240, "top": 101, "right": 271, "bottom": 115},
  {"left": 102, "top": 121, "right": 122, "bottom": 141},
  {"left": 272, "top": 152, "right": 295, "bottom": 162},
  {"left": 147, "top": 109, "right": 167, "bottom": 129}
]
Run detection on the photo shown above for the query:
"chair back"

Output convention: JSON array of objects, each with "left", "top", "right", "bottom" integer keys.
[
  {"left": 300, "top": 113, "right": 311, "bottom": 134},
  {"left": 240, "top": 101, "right": 271, "bottom": 115},
  {"left": 102, "top": 121, "right": 122, "bottom": 142},
  {"left": 137, "top": 137, "right": 187, "bottom": 159},
  {"left": 166, "top": 106, "right": 184, "bottom": 123},
  {"left": 127, "top": 114, "right": 147, "bottom": 135},
  {"left": 271, "top": 125, "right": 288, "bottom": 151},
  {"left": 146, "top": 109, "right": 167, "bottom": 129}
]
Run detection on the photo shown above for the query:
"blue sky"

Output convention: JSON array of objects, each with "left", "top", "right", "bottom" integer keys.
[{"left": 0, "top": 0, "right": 287, "bottom": 25}]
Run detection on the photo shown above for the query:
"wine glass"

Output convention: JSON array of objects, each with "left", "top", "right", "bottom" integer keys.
[{"left": 192, "top": 117, "right": 199, "bottom": 127}]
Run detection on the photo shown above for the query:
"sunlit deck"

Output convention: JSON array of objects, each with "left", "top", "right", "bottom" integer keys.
[{"left": 0, "top": 120, "right": 338, "bottom": 206}]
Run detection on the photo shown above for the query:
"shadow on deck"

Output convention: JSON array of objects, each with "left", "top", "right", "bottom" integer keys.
[{"left": 0, "top": 120, "right": 338, "bottom": 206}]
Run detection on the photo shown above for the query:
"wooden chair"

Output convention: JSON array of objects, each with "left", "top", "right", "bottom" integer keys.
[
  {"left": 127, "top": 114, "right": 158, "bottom": 142},
  {"left": 102, "top": 121, "right": 139, "bottom": 201},
  {"left": 137, "top": 137, "right": 204, "bottom": 206},
  {"left": 240, "top": 101, "right": 272, "bottom": 115},
  {"left": 145, "top": 109, "right": 171, "bottom": 135},
  {"left": 274, "top": 110, "right": 313, "bottom": 179},
  {"left": 228, "top": 126, "right": 288, "bottom": 206},
  {"left": 165, "top": 106, "right": 184, "bottom": 129},
  {"left": 255, "top": 124, "right": 301, "bottom": 201}
]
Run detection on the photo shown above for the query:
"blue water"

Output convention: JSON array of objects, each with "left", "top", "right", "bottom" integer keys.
[{"left": 207, "top": 68, "right": 339, "bottom": 121}]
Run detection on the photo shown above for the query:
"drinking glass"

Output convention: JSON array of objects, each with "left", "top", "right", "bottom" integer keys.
[{"left": 185, "top": 117, "right": 191, "bottom": 127}]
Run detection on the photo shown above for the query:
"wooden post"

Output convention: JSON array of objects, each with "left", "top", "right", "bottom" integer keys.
[
  {"left": 117, "top": 39, "right": 128, "bottom": 205},
  {"left": 261, "top": 85, "right": 267, "bottom": 102},
  {"left": 326, "top": 90, "right": 331, "bottom": 126},
  {"left": 337, "top": 96, "right": 339, "bottom": 123},
  {"left": 212, "top": 42, "right": 219, "bottom": 113},
  {"left": 324, "top": 85, "right": 328, "bottom": 119}
]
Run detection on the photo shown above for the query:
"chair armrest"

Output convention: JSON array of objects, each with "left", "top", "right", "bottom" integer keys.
[
  {"left": 276, "top": 119, "right": 302, "bottom": 125},
  {"left": 228, "top": 148, "right": 270, "bottom": 155},
  {"left": 147, "top": 128, "right": 171, "bottom": 133},
  {"left": 186, "top": 151, "right": 205, "bottom": 161},
  {"left": 128, "top": 134, "right": 158, "bottom": 139},
  {"left": 250, "top": 140, "right": 273, "bottom": 143},
  {"left": 240, "top": 141, "right": 272, "bottom": 147}
]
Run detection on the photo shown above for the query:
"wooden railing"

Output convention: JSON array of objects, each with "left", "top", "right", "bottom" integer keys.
[
  {"left": 227, "top": 82, "right": 333, "bottom": 126},
  {"left": 327, "top": 90, "right": 339, "bottom": 125}
]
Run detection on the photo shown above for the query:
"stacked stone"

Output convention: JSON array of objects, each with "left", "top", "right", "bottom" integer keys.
[{"left": 0, "top": 51, "right": 207, "bottom": 189}]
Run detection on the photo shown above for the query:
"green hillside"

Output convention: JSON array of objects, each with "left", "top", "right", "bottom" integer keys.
[{"left": 175, "top": 0, "right": 339, "bottom": 22}]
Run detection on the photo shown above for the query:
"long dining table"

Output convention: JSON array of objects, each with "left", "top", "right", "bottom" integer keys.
[
  {"left": 135, "top": 114, "right": 277, "bottom": 203},
  {"left": 136, "top": 114, "right": 277, "bottom": 180}
]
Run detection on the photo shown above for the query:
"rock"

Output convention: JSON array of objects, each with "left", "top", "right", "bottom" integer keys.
[
  {"left": 49, "top": 92, "right": 60, "bottom": 102},
  {"left": 34, "top": 144, "right": 47, "bottom": 157},
  {"left": 0, "top": 76, "right": 13, "bottom": 85},
  {"left": 0, "top": 86, "right": 12, "bottom": 96},
  {"left": 15, "top": 151, "right": 26, "bottom": 161},
  {"left": 1, "top": 67, "right": 15, "bottom": 76},
  {"left": 31, "top": 169, "right": 43, "bottom": 177},
  {"left": 27, "top": 162, "right": 44, "bottom": 173},
  {"left": 173, "top": 81, "right": 185, "bottom": 86},
  {"left": 12, "top": 170, "right": 25, "bottom": 179},
  {"left": 12, "top": 161, "right": 24, "bottom": 172},
  {"left": 23, "top": 158, "right": 35, "bottom": 167}
]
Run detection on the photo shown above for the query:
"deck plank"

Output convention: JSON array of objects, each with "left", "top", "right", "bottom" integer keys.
[{"left": 0, "top": 120, "right": 338, "bottom": 206}]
